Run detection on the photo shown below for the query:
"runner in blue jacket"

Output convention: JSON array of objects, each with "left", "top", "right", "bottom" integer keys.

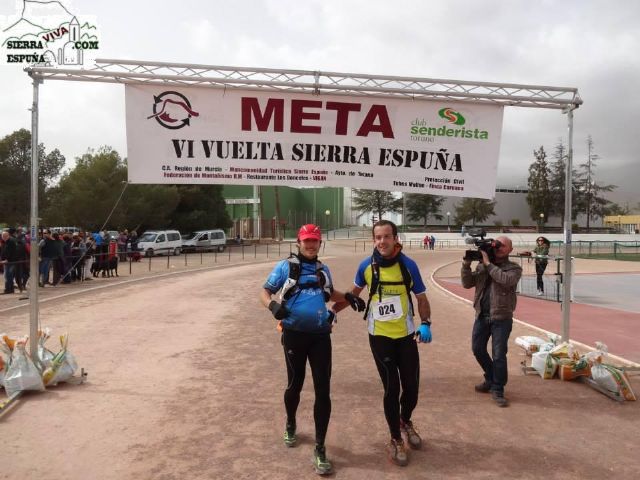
[{"left": 260, "top": 224, "right": 365, "bottom": 476}]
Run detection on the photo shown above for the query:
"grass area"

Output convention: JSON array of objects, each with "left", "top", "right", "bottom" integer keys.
[{"left": 574, "top": 254, "right": 640, "bottom": 261}]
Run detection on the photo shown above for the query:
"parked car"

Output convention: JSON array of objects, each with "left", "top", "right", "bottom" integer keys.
[
  {"left": 49, "top": 226, "right": 81, "bottom": 234},
  {"left": 137, "top": 230, "right": 182, "bottom": 256},
  {"left": 181, "top": 229, "right": 227, "bottom": 252}
]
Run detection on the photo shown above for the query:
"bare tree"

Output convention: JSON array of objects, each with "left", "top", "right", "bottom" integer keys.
[{"left": 576, "top": 135, "right": 616, "bottom": 230}]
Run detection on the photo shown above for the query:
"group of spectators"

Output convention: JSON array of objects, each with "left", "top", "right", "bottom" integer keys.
[
  {"left": 0, "top": 227, "right": 139, "bottom": 294},
  {"left": 422, "top": 234, "right": 436, "bottom": 250}
]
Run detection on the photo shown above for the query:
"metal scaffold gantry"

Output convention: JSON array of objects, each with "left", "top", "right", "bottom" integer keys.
[
  {"left": 24, "top": 59, "right": 582, "bottom": 359},
  {"left": 28, "top": 58, "right": 582, "bottom": 109}
]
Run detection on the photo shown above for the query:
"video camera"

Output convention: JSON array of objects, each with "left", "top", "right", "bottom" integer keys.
[{"left": 463, "top": 227, "right": 502, "bottom": 263}]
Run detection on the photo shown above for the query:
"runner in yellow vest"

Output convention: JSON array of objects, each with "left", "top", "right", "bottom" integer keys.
[{"left": 334, "top": 220, "right": 433, "bottom": 467}]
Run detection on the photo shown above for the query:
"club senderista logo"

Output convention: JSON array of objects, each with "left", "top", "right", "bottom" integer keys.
[
  {"left": 438, "top": 108, "right": 466, "bottom": 125},
  {"left": 410, "top": 106, "right": 489, "bottom": 142},
  {"left": 147, "top": 91, "right": 200, "bottom": 130},
  {"left": 1, "top": 0, "right": 99, "bottom": 66}
]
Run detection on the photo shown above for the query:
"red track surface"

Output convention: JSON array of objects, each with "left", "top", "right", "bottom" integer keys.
[{"left": 437, "top": 277, "right": 640, "bottom": 364}]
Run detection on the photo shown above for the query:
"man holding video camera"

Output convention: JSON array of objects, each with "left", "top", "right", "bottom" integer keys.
[{"left": 461, "top": 234, "right": 521, "bottom": 407}]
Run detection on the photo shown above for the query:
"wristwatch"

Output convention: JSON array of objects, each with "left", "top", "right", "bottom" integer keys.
[{"left": 421, "top": 318, "right": 431, "bottom": 327}]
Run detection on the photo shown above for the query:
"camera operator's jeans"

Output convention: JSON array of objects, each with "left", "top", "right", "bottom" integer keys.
[
  {"left": 471, "top": 315, "right": 513, "bottom": 394},
  {"left": 4, "top": 264, "right": 16, "bottom": 293}
]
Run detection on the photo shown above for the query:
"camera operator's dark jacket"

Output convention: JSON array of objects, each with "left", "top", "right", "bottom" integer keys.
[{"left": 461, "top": 259, "right": 522, "bottom": 320}]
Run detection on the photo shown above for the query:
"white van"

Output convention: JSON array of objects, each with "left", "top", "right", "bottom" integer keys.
[
  {"left": 181, "top": 229, "right": 227, "bottom": 252},
  {"left": 50, "top": 226, "right": 81, "bottom": 234},
  {"left": 137, "top": 230, "right": 182, "bottom": 256}
]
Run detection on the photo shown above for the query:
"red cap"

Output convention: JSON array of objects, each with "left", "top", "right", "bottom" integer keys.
[{"left": 297, "top": 224, "right": 322, "bottom": 241}]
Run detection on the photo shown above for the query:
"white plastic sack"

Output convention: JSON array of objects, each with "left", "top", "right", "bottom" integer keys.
[
  {"left": 532, "top": 351, "right": 558, "bottom": 379},
  {"left": 39, "top": 332, "right": 78, "bottom": 386},
  {"left": 591, "top": 364, "right": 636, "bottom": 401},
  {"left": 0, "top": 337, "right": 12, "bottom": 388},
  {"left": 4, "top": 342, "right": 45, "bottom": 397},
  {"left": 49, "top": 350, "right": 78, "bottom": 385},
  {"left": 585, "top": 342, "right": 609, "bottom": 365},
  {"left": 538, "top": 343, "right": 555, "bottom": 353},
  {"left": 515, "top": 336, "right": 546, "bottom": 354},
  {"left": 37, "top": 345, "right": 55, "bottom": 368}
]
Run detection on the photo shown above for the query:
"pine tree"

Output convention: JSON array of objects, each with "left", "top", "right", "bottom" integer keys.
[
  {"left": 526, "top": 146, "right": 552, "bottom": 223},
  {"left": 405, "top": 194, "right": 445, "bottom": 227},
  {"left": 352, "top": 189, "right": 402, "bottom": 222},
  {"left": 454, "top": 198, "right": 496, "bottom": 226}
]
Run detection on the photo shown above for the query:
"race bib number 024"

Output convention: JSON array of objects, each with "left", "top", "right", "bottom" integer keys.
[{"left": 372, "top": 296, "right": 403, "bottom": 322}]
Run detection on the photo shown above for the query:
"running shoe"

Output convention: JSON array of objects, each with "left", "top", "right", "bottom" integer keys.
[
  {"left": 283, "top": 424, "right": 297, "bottom": 447},
  {"left": 312, "top": 445, "right": 333, "bottom": 475},
  {"left": 387, "top": 437, "right": 408, "bottom": 466},
  {"left": 400, "top": 419, "right": 422, "bottom": 449}
]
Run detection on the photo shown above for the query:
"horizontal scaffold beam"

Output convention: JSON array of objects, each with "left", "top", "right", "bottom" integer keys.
[{"left": 26, "top": 58, "right": 582, "bottom": 110}]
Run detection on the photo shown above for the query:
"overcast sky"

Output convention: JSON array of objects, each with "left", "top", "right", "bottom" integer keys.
[{"left": 1, "top": 0, "right": 638, "bottom": 205}]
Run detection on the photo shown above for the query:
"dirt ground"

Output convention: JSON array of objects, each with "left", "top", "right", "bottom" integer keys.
[{"left": 1, "top": 244, "right": 638, "bottom": 479}]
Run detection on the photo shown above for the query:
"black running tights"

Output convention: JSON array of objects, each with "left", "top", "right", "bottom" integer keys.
[
  {"left": 281, "top": 329, "right": 332, "bottom": 445},
  {"left": 369, "top": 333, "right": 420, "bottom": 440}
]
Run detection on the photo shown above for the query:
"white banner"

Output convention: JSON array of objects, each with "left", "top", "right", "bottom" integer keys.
[{"left": 125, "top": 85, "right": 504, "bottom": 198}]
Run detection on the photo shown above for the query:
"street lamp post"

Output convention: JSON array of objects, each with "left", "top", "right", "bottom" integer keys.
[
  {"left": 618, "top": 215, "right": 622, "bottom": 233},
  {"left": 446, "top": 211, "right": 451, "bottom": 232},
  {"left": 325, "top": 209, "right": 331, "bottom": 235},
  {"left": 539, "top": 213, "right": 544, "bottom": 233}
]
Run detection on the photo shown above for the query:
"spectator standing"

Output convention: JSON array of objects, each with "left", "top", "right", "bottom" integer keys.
[
  {"left": 16, "top": 228, "right": 30, "bottom": 289},
  {"left": 129, "top": 231, "right": 138, "bottom": 257},
  {"left": 61, "top": 233, "right": 73, "bottom": 283},
  {"left": 39, "top": 230, "right": 56, "bottom": 287},
  {"left": 50, "top": 232, "right": 64, "bottom": 285},
  {"left": 14, "top": 229, "right": 28, "bottom": 292},
  {"left": 118, "top": 230, "right": 128, "bottom": 262},
  {"left": 84, "top": 236, "right": 96, "bottom": 280},
  {"left": 1, "top": 230, "right": 18, "bottom": 294},
  {"left": 533, "top": 236, "right": 550, "bottom": 296},
  {"left": 461, "top": 236, "right": 522, "bottom": 407},
  {"left": 70, "top": 233, "right": 86, "bottom": 281}
]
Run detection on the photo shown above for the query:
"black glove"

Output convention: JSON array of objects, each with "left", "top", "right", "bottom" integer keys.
[
  {"left": 345, "top": 292, "right": 366, "bottom": 312},
  {"left": 268, "top": 300, "right": 289, "bottom": 320}
]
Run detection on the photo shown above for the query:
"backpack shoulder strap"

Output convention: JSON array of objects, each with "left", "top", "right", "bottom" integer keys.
[
  {"left": 397, "top": 256, "right": 415, "bottom": 315},
  {"left": 280, "top": 255, "right": 301, "bottom": 301},
  {"left": 315, "top": 259, "right": 333, "bottom": 302},
  {"left": 363, "top": 255, "right": 414, "bottom": 319},
  {"left": 287, "top": 254, "right": 301, "bottom": 282},
  {"left": 363, "top": 256, "right": 379, "bottom": 320}
]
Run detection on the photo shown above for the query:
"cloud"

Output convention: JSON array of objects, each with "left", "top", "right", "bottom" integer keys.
[{"left": 1, "top": 0, "right": 639, "bottom": 208}]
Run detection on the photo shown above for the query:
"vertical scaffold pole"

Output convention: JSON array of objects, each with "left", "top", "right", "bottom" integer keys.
[
  {"left": 561, "top": 106, "right": 575, "bottom": 343},
  {"left": 29, "top": 75, "right": 41, "bottom": 362}
]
